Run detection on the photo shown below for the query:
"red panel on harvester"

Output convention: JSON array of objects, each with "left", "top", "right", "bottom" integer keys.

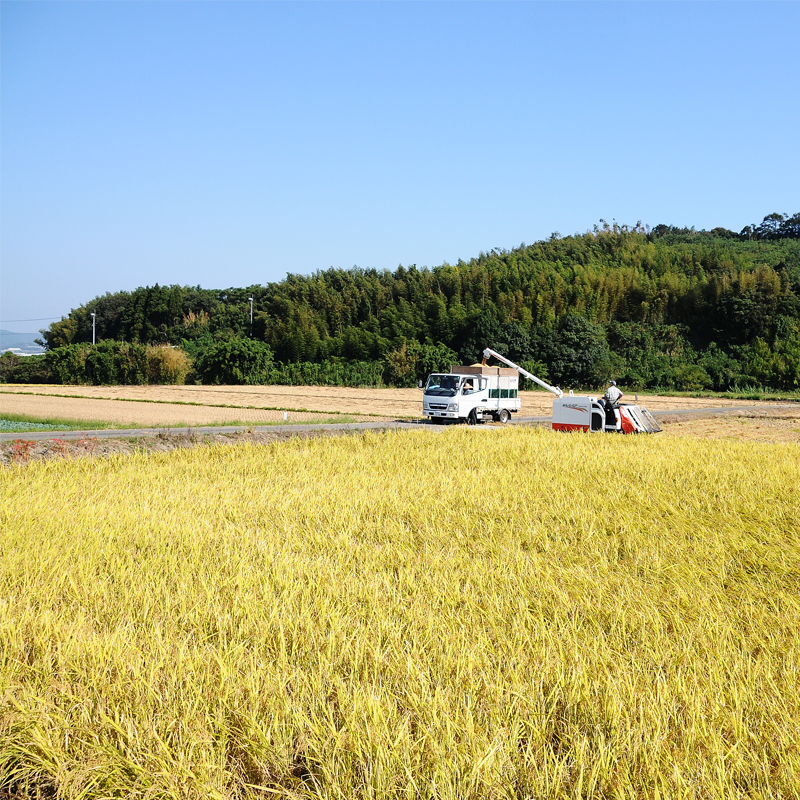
[{"left": 619, "top": 408, "right": 636, "bottom": 434}]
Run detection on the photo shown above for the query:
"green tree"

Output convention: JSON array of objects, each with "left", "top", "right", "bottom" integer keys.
[
  {"left": 539, "top": 315, "right": 611, "bottom": 388},
  {"left": 193, "top": 339, "right": 274, "bottom": 385}
]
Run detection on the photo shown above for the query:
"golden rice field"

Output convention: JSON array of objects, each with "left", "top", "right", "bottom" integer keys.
[{"left": 1, "top": 427, "right": 799, "bottom": 799}]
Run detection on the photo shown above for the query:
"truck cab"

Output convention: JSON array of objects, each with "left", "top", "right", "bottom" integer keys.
[{"left": 422, "top": 365, "right": 520, "bottom": 424}]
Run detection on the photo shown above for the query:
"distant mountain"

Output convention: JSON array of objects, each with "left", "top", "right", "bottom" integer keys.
[{"left": 0, "top": 330, "right": 45, "bottom": 355}]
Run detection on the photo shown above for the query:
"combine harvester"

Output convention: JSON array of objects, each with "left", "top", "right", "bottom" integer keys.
[
  {"left": 420, "top": 347, "right": 660, "bottom": 433},
  {"left": 482, "top": 348, "right": 661, "bottom": 434}
]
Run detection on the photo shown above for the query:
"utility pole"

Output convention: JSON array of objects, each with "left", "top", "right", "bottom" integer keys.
[
  {"left": 248, "top": 297, "right": 254, "bottom": 338},
  {"left": 91, "top": 312, "right": 96, "bottom": 345}
]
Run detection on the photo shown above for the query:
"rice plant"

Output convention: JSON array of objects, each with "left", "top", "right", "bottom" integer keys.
[{"left": 1, "top": 428, "right": 798, "bottom": 798}]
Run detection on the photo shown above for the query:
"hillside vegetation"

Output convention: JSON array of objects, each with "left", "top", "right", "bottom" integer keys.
[
  {"left": 11, "top": 213, "right": 800, "bottom": 390},
  {"left": 2, "top": 428, "right": 798, "bottom": 797}
]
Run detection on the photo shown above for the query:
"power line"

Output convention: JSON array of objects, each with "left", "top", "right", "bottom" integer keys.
[{"left": 0, "top": 317, "right": 61, "bottom": 323}]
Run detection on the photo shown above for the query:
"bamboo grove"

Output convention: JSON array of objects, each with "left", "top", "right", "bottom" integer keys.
[{"left": 13, "top": 215, "right": 800, "bottom": 390}]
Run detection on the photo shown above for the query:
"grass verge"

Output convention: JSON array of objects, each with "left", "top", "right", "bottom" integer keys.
[
  {"left": 0, "top": 413, "right": 371, "bottom": 436},
  {"left": 0, "top": 413, "right": 123, "bottom": 432}
]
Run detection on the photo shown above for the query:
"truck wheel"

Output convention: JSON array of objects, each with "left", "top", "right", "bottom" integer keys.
[
  {"left": 467, "top": 409, "right": 478, "bottom": 426},
  {"left": 498, "top": 409, "right": 511, "bottom": 424}
]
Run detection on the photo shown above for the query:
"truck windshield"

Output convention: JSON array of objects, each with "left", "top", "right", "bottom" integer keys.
[{"left": 424, "top": 374, "right": 461, "bottom": 397}]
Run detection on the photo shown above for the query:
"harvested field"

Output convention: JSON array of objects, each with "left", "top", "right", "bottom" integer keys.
[
  {"left": 0, "top": 389, "right": 389, "bottom": 427},
  {"left": 0, "top": 383, "right": 785, "bottom": 428},
  {"left": 0, "top": 384, "right": 419, "bottom": 420},
  {"left": 659, "top": 404, "right": 800, "bottom": 443}
]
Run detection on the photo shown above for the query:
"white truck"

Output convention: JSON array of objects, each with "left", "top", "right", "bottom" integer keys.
[{"left": 421, "top": 364, "right": 521, "bottom": 424}]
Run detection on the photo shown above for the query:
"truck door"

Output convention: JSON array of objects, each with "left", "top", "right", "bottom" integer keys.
[
  {"left": 478, "top": 377, "right": 489, "bottom": 410},
  {"left": 460, "top": 377, "right": 483, "bottom": 417}
]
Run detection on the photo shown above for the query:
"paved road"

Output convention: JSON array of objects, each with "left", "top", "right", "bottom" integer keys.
[{"left": 1, "top": 405, "right": 788, "bottom": 443}]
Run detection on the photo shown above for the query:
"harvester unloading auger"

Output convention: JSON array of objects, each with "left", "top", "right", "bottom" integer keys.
[{"left": 481, "top": 348, "right": 661, "bottom": 434}]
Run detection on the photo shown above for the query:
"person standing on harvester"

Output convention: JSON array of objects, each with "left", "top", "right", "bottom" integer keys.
[
  {"left": 604, "top": 380, "right": 623, "bottom": 406},
  {"left": 602, "top": 380, "right": 623, "bottom": 426}
]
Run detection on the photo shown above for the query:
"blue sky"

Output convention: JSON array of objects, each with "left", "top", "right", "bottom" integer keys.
[{"left": 2, "top": 1, "right": 798, "bottom": 329}]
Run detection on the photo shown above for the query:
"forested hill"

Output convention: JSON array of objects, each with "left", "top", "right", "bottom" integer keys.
[{"left": 31, "top": 214, "right": 800, "bottom": 390}]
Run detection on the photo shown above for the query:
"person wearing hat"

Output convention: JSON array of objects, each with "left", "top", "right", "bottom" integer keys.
[
  {"left": 604, "top": 380, "right": 623, "bottom": 406},
  {"left": 602, "top": 380, "right": 623, "bottom": 426}
]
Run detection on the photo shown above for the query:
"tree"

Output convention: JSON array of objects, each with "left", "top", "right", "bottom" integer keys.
[
  {"left": 193, "top": 338, "right": 274, "bottom": 385},
  {"left": 539, "top": 315, "right": 611, "bottom": 388},
  {"left": 458, "top": 312, "right": 532, "bottom": 365}
]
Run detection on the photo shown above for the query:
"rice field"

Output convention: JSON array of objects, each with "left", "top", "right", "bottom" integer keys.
[{"left": 1, "top": 427, "right": 799, "bottom": 798}]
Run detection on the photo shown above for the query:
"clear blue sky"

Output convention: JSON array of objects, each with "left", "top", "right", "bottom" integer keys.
[{"left": 2, "top": 1, "right": 798, "bottom": 329}]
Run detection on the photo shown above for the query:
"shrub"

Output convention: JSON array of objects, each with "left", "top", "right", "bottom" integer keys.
[
  {"left": 270, "top": 360, "right": 384, "bottom": 387},
  {"left": 47, "top": 343, "right": 93, "bottom": 385},
  {"left": 0, "top": 352, "right": 55, "bottom": 384},
  {"left": 668, "top": 364, "right": 713, "bottom": 391},
  {"left": 84, "top": 341, "right": 149, "bottom": 385},
  {"left": 193, "top": 338, "right": 274, "bottom": 385},
  {"left": 740, "top": 336, "right": 800, "bottom": 390},
  {"left": 147, "top": 346, "right": 192, "bottom": 385},
  {"left": 518, "top": 359, "right": 551, "bottom": 390},
  {"left": 383, "top": 341, "right": 459, "bottom": 387},
  {"left": 45, "top": 341, "right": 189, "bottom": 385}
]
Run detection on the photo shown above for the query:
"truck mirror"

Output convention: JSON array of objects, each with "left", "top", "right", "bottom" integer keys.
[{"left": 418, "top": 380, "right": 424, "bottom": 389}]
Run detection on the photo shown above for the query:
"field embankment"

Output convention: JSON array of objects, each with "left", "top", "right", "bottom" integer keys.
[{"left": 1, "top": 427, "right": 799, "bottom": 798}]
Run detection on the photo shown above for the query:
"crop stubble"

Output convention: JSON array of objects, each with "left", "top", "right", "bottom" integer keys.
[{"left": 0, "top": 384, "right": 782, "bottom": 430}]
